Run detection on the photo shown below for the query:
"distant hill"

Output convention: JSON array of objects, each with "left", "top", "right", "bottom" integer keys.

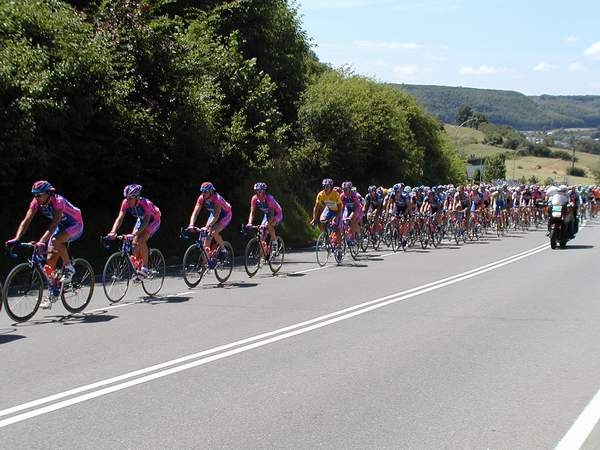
[{"left": 392, "top": 84, "right": 600, "bottom": 130}]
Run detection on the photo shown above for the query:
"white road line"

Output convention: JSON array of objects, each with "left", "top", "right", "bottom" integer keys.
[
  {"left": 292, "top": 266, "right": 330, "bottom": 274},
  {"left": 555, "top": 388, "right": 600, "bottom": 450},
  {"left": 0, "top": 241, "right": 549, "bottom": 427}
]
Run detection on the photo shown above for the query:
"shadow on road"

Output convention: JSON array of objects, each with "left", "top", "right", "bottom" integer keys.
[
  {"left": 11, "top": 311, "right": 118, "bottom": 328},
  {"left": 561, "top": 244, "right": 594, "bottom": 250},
  {"left": 207, "top": 282, "right": 259, "bottom": 289},
  {"left": 60, "top": 313, "right": 119, "bottom": 325},
  {"left": 0, "top": 328, "right": 26, "bottom": 344},
  {"left": 143, "top": 295, "right": 191, "bottom": 305}
]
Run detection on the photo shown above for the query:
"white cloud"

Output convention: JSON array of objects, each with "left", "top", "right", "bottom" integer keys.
[
  {"left": 566, "top": 35, "right": 578, "bottom": 43},
  {"left": 584, "top": 41, "right": 600, "bottom": 58},
  {"left": 355, "top": 40, "right": 421, "bottom": 50},
  {"left": 459, "top": 65, "right": 509, "bottom": 75},
  {"left": 568, "top": 62, "right": 586, "bottom": 72},
  {"left": 393, "top": 64, "right": 420, "bottom": 76},
  {"left": 533, "top": 62, "right": 556, "bottom": 72}
]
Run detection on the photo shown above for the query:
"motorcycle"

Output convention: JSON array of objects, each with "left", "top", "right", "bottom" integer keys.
[{"left": 548, "top": 204, "right": 575, "bottom": 249}]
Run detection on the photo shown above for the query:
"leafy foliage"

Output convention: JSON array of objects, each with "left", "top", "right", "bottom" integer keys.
[
  {"left": 0, "top": 0, "right": 466, "bottom": 272},
  {"left": 483, "top": 153, "right": 506, "bottom": 181}
]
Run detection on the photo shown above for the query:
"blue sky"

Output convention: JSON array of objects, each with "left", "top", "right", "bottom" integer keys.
[{"left": 296, "top": 0, "right": 600, "bottom": 95}]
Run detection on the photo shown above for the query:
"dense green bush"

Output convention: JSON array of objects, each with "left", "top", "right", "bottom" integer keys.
[
  {"left": 0, "top": 0, "right": 465, "bottom": 274},
  {"left": 566, "top": 166, "right": 586, "bottom": 177}
]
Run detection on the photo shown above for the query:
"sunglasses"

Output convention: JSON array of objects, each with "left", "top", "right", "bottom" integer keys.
[{"left": 34, "top": 193, "right": 46, "bottom": 198}]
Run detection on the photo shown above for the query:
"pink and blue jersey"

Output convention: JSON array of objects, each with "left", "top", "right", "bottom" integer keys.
[
  {"left": 196, "top": 192, "right": 232, "bottom": 227},
  {"left": 30, "top": 194, "right": 82, "bottom": 227},
  {"left": 340, "top": 191, "right": 364, "bottom": 220},
  {"left": 120, "top": 197, "right": 161, "bottom": 222},
  {"left": 120, "top": 197, "right": 161, "bottom": 236},
  {"left": 29, "top": 194, "right": 83, "bottom": 241},
  {"left": 251, "top": 194, "right": 283, "bottom": 224}
]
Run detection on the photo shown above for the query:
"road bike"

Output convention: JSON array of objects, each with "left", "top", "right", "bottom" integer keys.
[
  {"left": 180, "top": 227, "right": 234, "bottom": 288},
  {"left": 241, "top": 225, "right": 285, "bottom": 277},
  {"left": 3, "top": 241, "right": 94, "bottom": 322},
  {"left": 315, "top": 218, "right": 346, "bottom": 266},
  {"left": 101, "top": 235, "right": 165, "bottom": 303}
]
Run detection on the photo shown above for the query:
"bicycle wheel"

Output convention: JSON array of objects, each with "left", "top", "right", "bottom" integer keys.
[
  {"left": 419, "top": 225, "right": 429, "bottom": 249},
  {"left": 348, "top": 234, "right": 359, "bottom": 260},
  {"left": 383, "top": 223, "right": 393, "bottom": 248},
  {"left": 182, "top": 243, "right": 206, "bottom": 288},
  {"left": 61, "top": 258, "right": 94, "bottom": 313},
  {"left": 334, "top": 238, "right": 346, "bottom": 265},
  {"left": 102, "top": 252, "right": 131, "bottom": 303},
  {"left": 372, "top": 227, "right": 382, "bottom": 251},
  {"left": 244, "top": 237, "right": 262, "bottom": 277},
  {"left": 3, "top": 263, "right": 43, "bottom": 322},
  {"left": 268, "top": 236, "right": 285, "bottom": 274},
  {"left": 390, "top": 227, "right": 399, "bottom": 253},
  {"left": 359, "top": 227, "right": 369, "bottom": 253},
  {"left": 316, "top": 232, "right": 330, "bottom": 267},
  {"left": 142, "top": 248, "right": 166, "bottom": 297},
  {"left": 214, "top": 241, "right": 234, "bottom": 283}
]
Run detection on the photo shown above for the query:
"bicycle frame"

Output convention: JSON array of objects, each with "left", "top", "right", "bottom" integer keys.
[{"left": 8, "top": 243, "right": 62, "bottom": 296}]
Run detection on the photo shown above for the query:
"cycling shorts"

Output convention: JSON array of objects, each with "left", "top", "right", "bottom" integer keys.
[
  {"left": 320, "top": 207, "right": 340, "bottom": 226},
  {"left": 134, "top": 217, "right": 160, "bottom": 238},
  {"left": 261, "top": 212, "right": 283, "bottom": 227},
  {"left": 52, "top": 222, "right": 83, "bottom": 243}
]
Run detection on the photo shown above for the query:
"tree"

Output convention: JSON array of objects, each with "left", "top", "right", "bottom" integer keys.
[
  {"left": 455, "top": 105, "right": 473, "bottom": 125},
  {"left": 483, "top": 154, "right": 506, "bottom": 181},
  {"left": 471, "top": 111, "right": 488, "bottom": 129}
]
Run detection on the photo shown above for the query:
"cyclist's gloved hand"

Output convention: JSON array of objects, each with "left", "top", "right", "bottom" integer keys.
[
  {"left": 5, "top": 238, "right": 18, "bottom": 246},
  {"left": 107, "top": 232, "right": 117, "bottom": 240},
  {"left": 187, "top": 225, "right": 195, "bottom": 232},
  {"left": 35, "top": 241, "right": 47, "bottom": 252},
  {"left": 310, "top": 219, "right": 318, "bottom": 227},
  {"left": 246, "top": 223, "right": 253, "bottom": 229}
]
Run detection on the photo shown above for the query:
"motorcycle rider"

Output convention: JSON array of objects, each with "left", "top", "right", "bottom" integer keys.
[{"left": 549, "top": 185, "right": 576, "bottom": 238}]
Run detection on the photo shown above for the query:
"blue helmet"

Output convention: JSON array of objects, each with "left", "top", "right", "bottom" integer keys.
[
  {"left": 254, "top": 182, "right": 267, "bottom": 191},
  {"left": 123, "top": 184, "right": 142, "bottom": 198},
  {"left": 200, "top": 182, "right": 215, "bottom": 192},
  {"left": 31, "top": 180, "right": 55, "bottom": 194}
]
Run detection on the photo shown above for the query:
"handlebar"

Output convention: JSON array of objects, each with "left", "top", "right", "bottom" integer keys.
[
  {"left": 180, "top": 226, "right": 208, "bottom": 240},
  {"left": 100, "top": 234, "right": 133, "bottom": 250},
  {"left": 5, "top": 241, "right": 41, "bottom": 259}
]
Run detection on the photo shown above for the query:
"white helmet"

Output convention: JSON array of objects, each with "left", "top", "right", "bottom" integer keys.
[{"left": 558, "top": 184, "right": 568, "bottom": 193}]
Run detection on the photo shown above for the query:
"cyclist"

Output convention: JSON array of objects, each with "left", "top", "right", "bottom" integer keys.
[
  {"left": 386, "top": 184, "right": 412, "bottom": 247},
  {"left": 188, "top": 182, "right": 232, "bottom": 256},
  {"left": 453, "top": 185, "right": 471, "bottom": 232},
  {"left": 311, "top": 178, "right": 343, "bottom": 243},
  {"left": 364, "top": 185, "right": 384, "bottom": 231},
  {"left": 247, "top": 182, "right": 283, "bottom": 252},
  {"left": 108, "top": 184, "right": 161, "bottom": 277},
  {"left": 340, "top": 181, "right": 364, "bottom": 243},
  {"left": 7, "top": 181, "right": 83, "bottom": 307},
  {"left": 421, "top": 189, "right": 443, "bottom": 225}
]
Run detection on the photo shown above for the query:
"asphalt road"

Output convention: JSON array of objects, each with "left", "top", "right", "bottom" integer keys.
[{"left": 1, "top": 221, "right": 600, "bottom": 449}]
